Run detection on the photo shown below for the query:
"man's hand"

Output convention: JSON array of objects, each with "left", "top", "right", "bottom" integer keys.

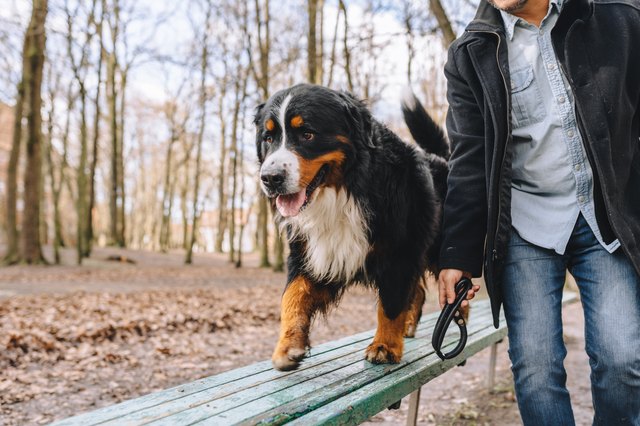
[{"left": 438, "top": 269, "right": 480, "bottom": 309}]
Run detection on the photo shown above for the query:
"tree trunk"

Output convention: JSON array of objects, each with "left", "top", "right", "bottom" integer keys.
[
  {"left": 49, "top": 84, "right": 74, "bottom": 263},
  {"left": 159, "top": 109, "right": 178, "bottom": 252},
  {"left": 228, "top": 69, "right": 248, "bottom": 263},
  {"left": 4, "top": 79, "right": 24, "bottom": 264},
  {"left": 429, "top": 0, "right": 456, "bottom": 47},
  {"left": 403, "top": 1, "right": 415, "bottom": 83},
  {"left": 116, "top": 69, "right": 127, "bottom": 247},
  {"left": 326, "top": 4, "right": 340, "bottom": 87},
  {"left": 107, "top": 49, "right": 118, "bottom": 246},
  {"left": 307, "top": 0, "right": 318, "bottom": 84},
  {"left": 76, "top": 84, "right": 89, "bottom": 264},
  {"left": 253, "top": 0, "right": 271, "bottom": 267},
  {"left": 258, "top": 193, "right": 270, "bottom": 267},
  {"left": 20, "top": 0, "right": 49, "bottom": 264},
  {"left": 235, "top": 130, "right": 248, "bottom": 268},
  {"left": 87, "top": 10, "right": 104, "bottom": 255},
  {"left": 107, "top": 0, "right": 120, "bottom": 247},
  {"left": 215, "top": 91, "right": 227, "bottom": 253},
  {"left": 316, "top": 0, "right": 324, "bottom": 84},
  {"left": 338, "top": 0, "right": 354, "bottom": 92},
  {"left": 185, "top": 0, "right": 212, "bottom": 265},
  {"left": 272, "top": 228, "right": 284, "bottom": 272},
  {"left": 180, "top": 169, "right": 189, "bottom": 250}
]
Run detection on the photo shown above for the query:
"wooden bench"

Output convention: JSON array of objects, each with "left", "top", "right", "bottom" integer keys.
[{"left": 52, "top": 292, "right": 578, "bottom": 426}]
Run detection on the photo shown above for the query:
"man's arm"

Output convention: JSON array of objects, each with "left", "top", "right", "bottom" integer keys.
[{"left": 438, "top": 45, "right": 489, "bottom": 305}]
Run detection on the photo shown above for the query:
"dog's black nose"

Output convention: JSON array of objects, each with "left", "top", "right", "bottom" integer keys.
[{"left": 261, "top": 171, "right": 286, "bottom": 190}]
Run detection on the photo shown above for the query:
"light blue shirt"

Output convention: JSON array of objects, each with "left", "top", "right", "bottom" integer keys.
[{"left": 500, "top": 0, "right": 620, "bottom": 255}]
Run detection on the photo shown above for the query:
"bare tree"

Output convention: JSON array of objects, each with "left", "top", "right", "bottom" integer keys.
[
  {"left": 87, "top": 3, "right": 105, "bottom": 255},
  {"left": 20, "top": 0, "right": 49, "bottom": 264},
  {"left": 185, "top": 0, "right": 213, "bottom": 265},
  {"left": 65, "top": 0, "right": 99, "bottom": 264},
  {"left": 326, "top": 2, "right": 341, "bottom": 87},
  {"left": 228, "top": 68, "right": 249, "bottom": 263},
  {"left": 338, "top": 0, "right": 354, "bottom": 92},
  {"left": 214, "top": 40, "right": 229, "bottom": 254},
  {"left": 307, "top": 0, "right": 320, "bottom": 84},
  {"left": 44, "top": 78, "right": 74, "bottom": 264},
  {"left": 247, "top": 0, "right": 272, "bottom": 268},
  {"left": 430, "top": 0, "right": 456, "bottom": 46},
  {"left": 4, "top": 79, "right": 23, "bottom": 264},
  {"left": 159, "top": 77, "right": 189, "bottom": 253}
]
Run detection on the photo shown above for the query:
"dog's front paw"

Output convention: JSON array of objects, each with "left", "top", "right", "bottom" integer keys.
[
  {"left": 272, "top": 342, "right": 307, "bottom": 371},
  {"left": 364, "top": 342, "right": 402, "bottom": 364}
]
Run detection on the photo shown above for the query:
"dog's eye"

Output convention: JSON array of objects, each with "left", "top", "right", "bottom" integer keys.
[
  {"left": 264, "top": 135, "right": 273, "bottom": 143},
  {"left": 303, "top": 132, "right": 314, "bottom": 141}
]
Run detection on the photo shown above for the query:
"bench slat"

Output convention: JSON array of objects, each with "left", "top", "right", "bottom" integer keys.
[
  {"left": 51, "top": 294, "right": 580, "bottom": 426},
  {"left": 285, "top": 325, "right": 507, "bottom": 426},
  {"left": 51, "top": 305, "right": 493, "bottom": 426},
  {"left": 148, "top": 311, "right": 496, "bottom": 425}
]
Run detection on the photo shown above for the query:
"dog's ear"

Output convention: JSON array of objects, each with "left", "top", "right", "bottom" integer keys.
[
  {"left": 253, "top": 102, "right": 266, "bottom": 126},
  {"left": 254, "top": 102, "right": 267, "bottom": 163},
  {"left": 339, "top": 92, "right": 375, "bottom": 149}
]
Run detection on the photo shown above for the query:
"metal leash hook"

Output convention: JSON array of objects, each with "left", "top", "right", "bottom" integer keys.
[{"left": 432, "top": 278, "right": 473, "bottom": 360}]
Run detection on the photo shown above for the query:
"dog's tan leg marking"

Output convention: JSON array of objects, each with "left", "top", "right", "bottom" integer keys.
[
  {"left": 272, "top": 276, "right": 331, "bottom": 371},
  {"left": 404, "top": 280, "right": 426, "bottom": 338},
  {"left": 365, "top": 303, "right": 408, "bottom": 364}
]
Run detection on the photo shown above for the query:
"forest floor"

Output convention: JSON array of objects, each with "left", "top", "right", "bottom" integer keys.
[{"left": 0, "top": 246, "right": 594, "bottom": 426}]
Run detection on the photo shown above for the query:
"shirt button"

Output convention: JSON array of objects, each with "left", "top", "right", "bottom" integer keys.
[
  {"left": 578, "top": 195, "right": 586, "bottom": 203},
  {"left": 567, "top": 130, "right": 575, "bottom": 137},
  {"left": 547, "top": 63, "right": 556, "bottom": 70},
  {"left": 558, "top": 96, "right": 566, "bottom": 104},
  {"left": 574, "top": 164, "right": 581, "bottom": 171}
]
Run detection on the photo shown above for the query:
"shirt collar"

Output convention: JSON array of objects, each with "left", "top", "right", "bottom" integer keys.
[{"left": 500, "top": 0, "right": 564, "bottom": 40}]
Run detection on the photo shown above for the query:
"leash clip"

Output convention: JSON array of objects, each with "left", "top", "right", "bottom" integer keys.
[{"left": 432, "top": 278, "right": 473, "bottom": 360}]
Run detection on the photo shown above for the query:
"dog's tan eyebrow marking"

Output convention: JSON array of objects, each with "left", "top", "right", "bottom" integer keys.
[
  {"left": 336, "top": 135, "right": 351, "bottom": 144},
  {"left": 291, "top": 115, "right": 304, "bottom": 128},
  {"left": 265, "top": 118, "right": 275, "bottom": 131}
]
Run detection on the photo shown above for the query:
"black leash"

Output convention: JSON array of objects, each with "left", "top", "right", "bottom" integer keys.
[{"left": 432, "top": 278, "right": 473, "bottom": 360}]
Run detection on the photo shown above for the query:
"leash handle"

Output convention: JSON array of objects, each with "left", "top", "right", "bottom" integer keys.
[{"left": 431, "top": 278, "right": 473, "bottom": 360}]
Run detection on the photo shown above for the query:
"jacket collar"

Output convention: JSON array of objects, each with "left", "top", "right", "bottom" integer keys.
[{"left": 465, "top": 0, "right": 593, "bottom": 33}]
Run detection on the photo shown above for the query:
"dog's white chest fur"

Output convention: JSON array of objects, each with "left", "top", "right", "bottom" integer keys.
[{"left": 284, "top": 188, "right": 369, "bottom": 283}]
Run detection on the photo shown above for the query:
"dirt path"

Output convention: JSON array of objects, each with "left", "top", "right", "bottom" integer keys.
[{"left": 0, "top": 247, "right": 595, "bottom": 425}]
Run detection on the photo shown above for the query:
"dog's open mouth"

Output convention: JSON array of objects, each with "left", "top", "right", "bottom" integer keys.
[{"left": 276, "top": 166, "right": 328, "bottom": 217}]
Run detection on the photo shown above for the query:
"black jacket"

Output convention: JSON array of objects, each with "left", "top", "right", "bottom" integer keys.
[{"left": 440, "top": 0, "right": 640, "bottom": 327}]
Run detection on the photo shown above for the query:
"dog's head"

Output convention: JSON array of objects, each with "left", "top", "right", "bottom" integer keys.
[{"left": 254, "top": 84, "right": 373, "bottom": 218}]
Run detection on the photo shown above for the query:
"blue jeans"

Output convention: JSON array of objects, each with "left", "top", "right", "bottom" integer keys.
[{"left": 502, "top": 214, "right": 640, "bottom": 425}]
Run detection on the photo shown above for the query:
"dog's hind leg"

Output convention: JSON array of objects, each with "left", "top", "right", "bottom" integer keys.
[
  {"left": 404, "top": 278, "right": 427, "bottom": 338},
  {"left": 272, "top": 275, "right": 334, "bottom": 371}
]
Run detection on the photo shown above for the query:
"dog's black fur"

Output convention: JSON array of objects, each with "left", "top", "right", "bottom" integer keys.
[{"left": 254, "top": 84, "right": 449, "bottom": 370}]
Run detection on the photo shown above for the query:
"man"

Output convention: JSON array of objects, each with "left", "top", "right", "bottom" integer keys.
[{"left": 437, "top": 0, "right": 640, "bottom": 423}]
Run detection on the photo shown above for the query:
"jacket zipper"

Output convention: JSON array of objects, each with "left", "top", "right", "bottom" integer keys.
[{"left": 468, "top": 29, "right": 511, "bottom": 261}]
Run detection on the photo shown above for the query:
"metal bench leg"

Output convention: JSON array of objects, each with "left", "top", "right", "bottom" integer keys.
[
  {"left": 406, "top": 386, "right": 422, "bottom": 426},
  {"left": 487, "top": 341, "right": 499, "bottom": 391}
]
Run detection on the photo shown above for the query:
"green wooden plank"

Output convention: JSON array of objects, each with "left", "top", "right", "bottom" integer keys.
[
  {"left": 51, "top": 300, "right": 497, "bottom": 426},
  {"left": 49, "top": 320, "right": 394, "bottom": 426},
  {"left": 223, "top": 315, "right": 499, "bottom": 426},
  {"left": 109, "top": 312, "right": 467, "bottom": 426},
  {"left": 287, "top": 325, "right": 508, "bottom": 426},
  {"left": 173, "top": 311, "right": 497, "bottom": 426},
  {"left": 285, "top": 293, "right": 579, "bottom": 426}
]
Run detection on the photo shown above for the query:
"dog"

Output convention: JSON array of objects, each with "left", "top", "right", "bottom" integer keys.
[{"left": 254, "top": 84, "right": 450, "bottom": 371}]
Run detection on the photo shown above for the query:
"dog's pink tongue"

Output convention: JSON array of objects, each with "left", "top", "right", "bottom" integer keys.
[{"left": 276, "top": 190, "right": 306, "bottom": 217}]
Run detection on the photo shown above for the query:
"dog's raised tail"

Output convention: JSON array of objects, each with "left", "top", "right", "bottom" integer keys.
[{"left": 401, "top": 88, "right": 450, "bottom": 160}]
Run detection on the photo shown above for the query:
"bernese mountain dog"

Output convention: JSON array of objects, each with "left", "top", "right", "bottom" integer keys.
[{"left": 254, "top": 84, "right": 450, "bottom": 371}]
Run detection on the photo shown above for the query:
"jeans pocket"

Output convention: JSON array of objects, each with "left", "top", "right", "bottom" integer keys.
[{"left": 510, "top": 65, "right": 546, "bottom": 128}]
